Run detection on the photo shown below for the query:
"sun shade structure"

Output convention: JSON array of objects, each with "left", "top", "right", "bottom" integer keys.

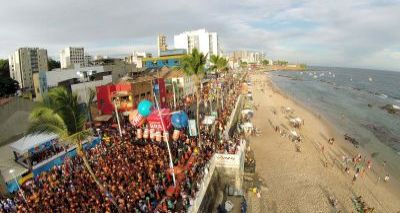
[{"left": 9, "top": 133, "right": 58, "bottom": 155}]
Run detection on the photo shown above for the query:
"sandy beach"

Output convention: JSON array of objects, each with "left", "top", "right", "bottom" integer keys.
[{"left": 247, "top": 72, "right": 400, "bottom": 212}]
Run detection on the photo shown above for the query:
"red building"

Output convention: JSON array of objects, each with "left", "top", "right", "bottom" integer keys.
[{"left": 96, "top": 72, "right": 168, "bottom": 115}]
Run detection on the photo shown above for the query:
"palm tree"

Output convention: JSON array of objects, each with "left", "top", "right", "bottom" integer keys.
[
  {"left": 210, "top": 55, "right": 228, "bottom": 77},
  {"left": 87, "top": 88, "right": 96, "bottom": 125},
  {"left": 210, "top": 55, "right": 228, "bottom": 110},
  {"left": 180, "top": 48, "right": 207, "bottom": 147},
  {"left": 28, "top": 87, "right": 121, "bottom": 212}
]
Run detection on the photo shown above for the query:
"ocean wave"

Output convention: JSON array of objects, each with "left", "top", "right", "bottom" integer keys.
[{"left": 378, "top": 93, "right": 388, "bottom": 99}]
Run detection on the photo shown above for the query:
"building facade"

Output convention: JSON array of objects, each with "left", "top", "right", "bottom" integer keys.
[
  {"left": 8, "top": 47, "right": 48, "bottom": 91},
  {"left": 125, "top": 51, "right": 146, "bottom": 68},
  {"left": 142, "top": 55, "right": 185, "bottom": 69},
  {"left": 60, "top": 47, "right": 85, "bottom": 69},
  {"left": 157, "top": 34, "right": 168, "bottom": 57},
  {"left": 174, "top": 29, "right": 219, "bottom": 58}
]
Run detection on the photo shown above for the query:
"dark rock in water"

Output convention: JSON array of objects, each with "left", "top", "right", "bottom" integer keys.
[
  {"left": 362, "top": 123, "right": 400, "bottom": 152},
  {"left": 381, "top": 104, "right": 400, "bottom": 115},
  {"left": 368, "top": 104, "right": 372, "bottom": 108},
  {"left": 371, "top": 152, "right": 379, "bottom": 158}
]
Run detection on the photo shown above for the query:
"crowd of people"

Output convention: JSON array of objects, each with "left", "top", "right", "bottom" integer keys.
[
  {"left": 30, "top": 142, "right": 65, "bottom": 166},
  {"left": 6, "top": 76, "right": 245, "bottom": 212}
]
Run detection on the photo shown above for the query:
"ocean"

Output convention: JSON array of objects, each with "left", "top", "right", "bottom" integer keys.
[{"left": 270, "top": 67, "right": 400, "bottom": 153}]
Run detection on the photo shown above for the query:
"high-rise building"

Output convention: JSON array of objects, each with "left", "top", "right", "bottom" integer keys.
[
  {"left": 8, "top": 47, "right": 48, "bottom": 90},
  {"left": 157, "top": 34, "right": 168, "bottom": 56},
  {"left": 60, "top": 47, "right": 85, "bottom": 69},
  {"left": 174, "top": 29, "right": 219, "bottom": 58}
]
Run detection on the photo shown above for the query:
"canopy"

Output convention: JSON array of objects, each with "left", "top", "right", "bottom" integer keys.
[
  {"left": 241, "top": 122, "right": 253, "bottom": 129},
  {"left": 241, "top": 109, "right": 254, "bottom": 115},
  {"left": 290, "top": 130, "right": 299, "bottom": 137},
  {"left": 94, "top": 114, "right": 112, "bottom": 122},
  {"left": 289, "top": 117, "right": 302, "bottom": 124},
  {"left": 147, "top": 109, "right": 172, "bottom": 131},
  {"left": 9, "top": 133, "right": 58, "bottom": 154},
  {"left": 202, "top": 116, "right": 216, "bottom": 125}
]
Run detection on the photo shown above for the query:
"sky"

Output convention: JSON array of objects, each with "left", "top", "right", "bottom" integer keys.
[{"left": 1, "top": 0, "right": 399, "bottom": 71}]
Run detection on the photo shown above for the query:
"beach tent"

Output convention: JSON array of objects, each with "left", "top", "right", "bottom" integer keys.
[
  {"left": 241, "top": 109, "right": 254, "bottom": 115},
  {"left": 9, "top": 133, "right": 58, "bottom": 155},
  {"left": 146, "top": 109, "right": 172, "bottom": 131},
  {"left": 289, "top": 117, "right": 303, "bottom": 127},
  {"left": 241, "top": 122, "right": 253, "bottom": 129}
]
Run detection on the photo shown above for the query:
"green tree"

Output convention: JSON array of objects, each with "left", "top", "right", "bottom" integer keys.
[
  {"left": 0, "top": 59, "right": 9, "bottom": 77},
  {"left": 180, "top": 48, "right": 207, "bottom": 146},
  {"left": 261, "top": 59, "right": 269, "bottom": 66},
  {"left": 48, "top": 58, "right": 61, "bottom": 70},
  {"left": 210, "top": 55, "right": 228, "bottom": 110},
  {"left": 27, "top": 87, "right": 121, "bottom": 212},
  {"left": 0, "top": 77, "right": 19, "bottom": 97},
  {"left": 210, "top": 55, "right": 228, "bottom": 77},
  {"left": 87, "top": 88, "right": 96, "bottom": 124}
]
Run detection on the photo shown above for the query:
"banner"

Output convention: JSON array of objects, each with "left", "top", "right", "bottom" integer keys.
[{"left": 188, "top": 119, "right": 198, "bottom": 136}]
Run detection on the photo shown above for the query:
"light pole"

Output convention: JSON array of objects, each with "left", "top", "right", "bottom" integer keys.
[{"left": 9, "top": 169, "right": 27, "bottom": 204}]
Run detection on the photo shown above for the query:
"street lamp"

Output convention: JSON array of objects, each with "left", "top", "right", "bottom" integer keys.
[{"left": 9, "top": 169, "right": 27, "bottom": 204}]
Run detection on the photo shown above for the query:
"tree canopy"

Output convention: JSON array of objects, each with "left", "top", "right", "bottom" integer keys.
[
  {"left": 48, "top": 58, "right": 61, "bottom": 71},
  {"left": 261, "top": 59, "right": 269, "bottom": 66},
  {"left": 0, "top": 59, "right": 18, "bottom": 97},
  {"left": 210, "top": 55, "right": 228, "bottom": 74},
  {"left": 181, "top": 48, "right": 207, "bottom": 79},
  {"left": 0, "top": 77, "right": 19, "bottom": 97},
  {"left": 0, "top": 59, "right": 9, "bottom": 77}
]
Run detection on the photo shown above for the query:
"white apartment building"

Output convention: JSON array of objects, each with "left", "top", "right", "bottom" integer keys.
[
  {"left": 125, "top": 51, "right": 146, "bottom": 68},
  {"left": 60, "top": 47, "right": 85, "bottom": 69},
  {"left": 8, "top": 47, "right": 48, "bottom": 90},
  {"left": 174, "top": 29, "right": 219, "bottom": 58}
]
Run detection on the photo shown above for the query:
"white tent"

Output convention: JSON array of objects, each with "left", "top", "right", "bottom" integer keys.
[
  {"left": 9, "top": 133, "right": 58, "bottom": 154},
  {"left": 290, "top": 130, "right": 299, "bottom": 138},
  {"left": 241, "top": 109, "right": 254, "bottom": 115},
  {"left": 241, "top": 122, "right": 253, "bottom": 129}
]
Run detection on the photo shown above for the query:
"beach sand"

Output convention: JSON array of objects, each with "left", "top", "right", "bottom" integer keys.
[{"left": 246, "top": 73, "right": 400, "bottom": 212}]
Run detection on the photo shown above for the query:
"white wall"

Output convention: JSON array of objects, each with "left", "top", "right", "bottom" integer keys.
[
  {"left": 46, "top": 66, "right": 106, "bottom": 87},
  {"left": 71, "top": 75, "right": 112, "bottom": 103}
]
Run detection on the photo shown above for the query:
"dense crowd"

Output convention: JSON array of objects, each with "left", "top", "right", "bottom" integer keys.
[
  {"left": 6, "top": 77, "right": 244, "bottom": 212},
  {"left": 30, "top": 142, "right": 65, "bottom": 166}
]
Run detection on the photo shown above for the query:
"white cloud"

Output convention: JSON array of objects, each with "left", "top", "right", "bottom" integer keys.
[{"left": 0, "top": 0, "right": 399, "bottom": 71}]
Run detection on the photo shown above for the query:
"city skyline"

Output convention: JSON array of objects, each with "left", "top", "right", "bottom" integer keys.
[{"left": 1, "top": 0, "right": 400, "bottom": 71}]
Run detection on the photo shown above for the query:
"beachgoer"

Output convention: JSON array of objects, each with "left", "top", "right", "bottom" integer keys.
[
  {"left": 352, "top": 173, "right": 358, "bottom": 184},
  {"left": 384, "top": 174, "right": 390, "bottom": 182}
]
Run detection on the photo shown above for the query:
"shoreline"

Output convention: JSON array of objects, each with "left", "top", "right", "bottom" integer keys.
[
  {"left": 247, "top": 72, "right": 400, "bottom": 212},
  {"left": 269, "top": 72, "right": 400, "bottom": 154}
]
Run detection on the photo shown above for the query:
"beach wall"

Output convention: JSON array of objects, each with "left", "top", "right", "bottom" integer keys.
[
  {"left": 224, "top": 95, "right": 244, "bottom": 139},
  {"left": 188, "top": 141, "right": 247, "bottom": 213},
  {"left": 189, "top": 94, "right": 246, "bottom": 213}
]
